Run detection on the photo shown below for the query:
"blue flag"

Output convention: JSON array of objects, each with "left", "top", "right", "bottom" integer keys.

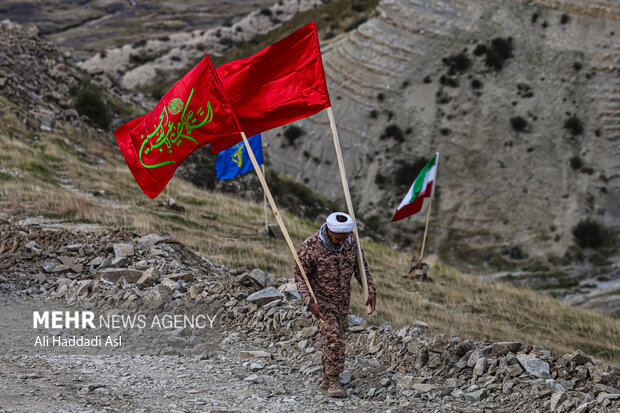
[{"left": 215, "top": 134, "right": 264, "bottom": 180}]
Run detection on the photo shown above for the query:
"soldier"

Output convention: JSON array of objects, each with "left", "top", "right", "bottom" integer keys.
[{"left": 294, "top": 212, "right": 377, "bottom": 398}]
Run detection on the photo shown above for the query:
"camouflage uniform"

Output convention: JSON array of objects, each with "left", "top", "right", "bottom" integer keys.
[{"left": 293, "top": 230, "right": 377, "bottom": 376}]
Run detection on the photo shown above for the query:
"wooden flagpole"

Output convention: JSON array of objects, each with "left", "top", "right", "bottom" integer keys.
[
  {"left": 326, "top": 107, "right": 372, "bottom": 314},
  {"left": 418, "top": 198, "right": 433, "bottom": 264},
  {"left": 261, "top": 163, "right": 268, "bottom": 231},
  {"left": 238, "top": 132, "right": 320, "bottom": 309}
]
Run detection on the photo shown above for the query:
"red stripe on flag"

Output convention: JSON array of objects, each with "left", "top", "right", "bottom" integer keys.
[{"left": 391, "top": 181, "right": 433, "bottom": 222}]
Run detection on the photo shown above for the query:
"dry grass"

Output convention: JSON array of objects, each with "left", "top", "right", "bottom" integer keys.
[{"left": 1, "top": 96, "right": 619, "bottom": 364}]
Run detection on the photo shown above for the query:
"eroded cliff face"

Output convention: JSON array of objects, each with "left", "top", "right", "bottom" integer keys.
[{"left": 265, "top": 0, "right": 620, "bottom": 270}]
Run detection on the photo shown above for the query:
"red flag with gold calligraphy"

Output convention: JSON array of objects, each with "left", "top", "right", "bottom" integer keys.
[{"left": 114, "top": 54, "right": 243, "bottom": 199}]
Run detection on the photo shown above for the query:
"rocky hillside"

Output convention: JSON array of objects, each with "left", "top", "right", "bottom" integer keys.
[
  {"left": 261, "top": 0, "right": 620, "bottom": 272},
  {"left": 78, "top": 0, "right": 325, "bottom": 93},
  {"left": 58, "top": 0, "right": 620, "bottom": 288},
  {"left": 1, "top": 220, "right": 620, "bottom": 412},
  {"left": 0, "top": 0, "right": 277, "bottom": 60}
]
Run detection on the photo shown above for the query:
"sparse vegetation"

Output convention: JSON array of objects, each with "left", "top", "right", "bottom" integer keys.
[
  {"left": 380, "top": 124, "right": 405, "bottom": 142},
  {"left": 510, "top": 116, "right": 529, "bottom": 133},
  {"left": 560, "top": 14, "right": 570, "bottom": 25},
  {"left": 471, "top": 79, "right": 482, "bottom": 89},
  {"left": 564, "top": 113, "right": 584, "bottom": 136},
  {"left": 344, "top": 16, "right": 367, "bottom": 32},
  {"left": 392, "top": 157, "right": 429, "bottom": 187},
  {"left": 259, "top": 8, "right": 272, "bottom": 17},
  {"left": 73, "top": 83, "right": 111, "bottom": 130},
  {"left": 439, "top": 76, "right": 459, "bottom": 88},
  {"left": 442, "top": 52, "right": 472, "bottom": 75},
  {"left": 283, "top": 125, "right": 304, "bottom": 146},
  {"left": 2, "top": 94, "right": 620, "bottom": 364},
  {"left": 369, "top": 109, "right": 379, "bottom": 119},
  {"left": 573, "top": 219, "right": 615, "bottom": 250},
  {"left": 377, "top": 92, "right": 385, "bottom": 102},
  {"left": 517, "top": 83, "right": 534, "bottom": 98},
  {"left": 211, "top": 0, "right": 381, "bottom": 68},
  {"left": 569, "top": 155, "right": 583, "bottom": 170},
  {"left": 477, "top": 37, "right": 514, "bottom": 71}
]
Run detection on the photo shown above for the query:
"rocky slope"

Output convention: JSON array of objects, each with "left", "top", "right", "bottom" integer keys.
[
  {"left": 262, "top": 0, "right": 620, "bottom": 270},
  {"left": 1, "top": 219, "right": 619, "bottom": 412},
  {"left": 66, "top": 0, "right": 620, "bottom": 282},
  {"left": 78, "top": 0, "right": 325, "bottom": 91},
  {"left": 0, "top": 0, "right": 277, "bottom": 60}
]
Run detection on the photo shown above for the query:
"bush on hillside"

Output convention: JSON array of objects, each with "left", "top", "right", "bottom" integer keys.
[
  {"left": 572, "top": 219, "right": 614, "bottom": 250},
  {"left": 74, "top": 83, "right": 111, "bottom": 130}
]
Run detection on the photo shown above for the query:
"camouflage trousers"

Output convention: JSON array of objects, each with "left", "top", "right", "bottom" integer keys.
[{"left": 317, "top": 308, "right": 349, "bottom": 376}]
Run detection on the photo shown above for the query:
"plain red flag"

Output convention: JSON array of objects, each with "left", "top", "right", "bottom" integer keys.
[
  {"left": 114, "top": 54, "right": 243, "bottom": 199},
  {"left": 216, "top": 21, "right": 331, "bottom": 138}
]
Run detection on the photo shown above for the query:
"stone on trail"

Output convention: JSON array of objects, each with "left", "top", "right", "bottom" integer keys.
[
  {"left": 136, "top": 267, "right": 160, "bottom": 288},
  {"left": 550, "top": 391, "right": 567, "bottom": 412},
  {"left": 340, "top": 370, "right": 353, "bottom": 385},
  {"left": 492, "top": 341, "right": 522, "bottom": 356},
  {"left": 517, "top": 354, "right": 551, "bottom": 379},
  {"left": 248, "top": 269, "right": 273, "bottom": 288},
  {"left": 412, "top": 383, "right": 434, "bottom": 393},
  {"left": 113, "top": 243, "right": 134, "bottom": 259},
  {"left": 246, "top": 287, "right": 284, "bottom": 306}
]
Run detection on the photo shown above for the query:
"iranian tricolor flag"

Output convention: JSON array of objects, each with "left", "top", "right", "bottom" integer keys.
[{"left": 391, "top": 153, "right": 439, "bottom": 222}]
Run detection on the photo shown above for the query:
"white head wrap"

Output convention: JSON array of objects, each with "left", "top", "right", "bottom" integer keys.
[{"left": 326, "top": 212, "right": 354, "bottom": 233}]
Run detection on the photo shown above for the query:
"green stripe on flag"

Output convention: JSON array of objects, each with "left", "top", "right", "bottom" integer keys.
[{"left": 409, "top": 154, "right": 437, "bottom": 202}]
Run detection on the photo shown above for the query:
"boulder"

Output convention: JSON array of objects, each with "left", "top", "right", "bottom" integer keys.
[
  {"left": 549, "top": 391, "right": 567, "bottom": 412},
  {"left": 248, "top": 269, "right": 273, "bottom": 288},
  {"left": 136, "top": 267, "right": 160, "bottom": 288},
  {"left": 246, "top": 287, "right": 284, "bottom": 306},
  {"left": 113, "top": 243, "right": 134, "bottom": 259},
  {"left": 492, "top": 341, "right": 522, "bottom": 356},
  {"left": 517, "top": 354, "right": 551, "bottom": 379}
]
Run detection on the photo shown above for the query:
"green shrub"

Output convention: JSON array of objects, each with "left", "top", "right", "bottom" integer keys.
[
  {"left": 484, "top": 37, "right": 514, "bottom": 71},
  {"left": 569, "top": 155, "right": 583, "bottom": 170},
  {"left": 74, "top": 83, "right": 111, "bottom": 130},
  {"left": 572, "top": 219, "right": 614, "bottom": 249},
  {"left": 510, "top": 116, "right": 529, "bottom": 133},
  {"left": 380, "top": 124, "right": 405, "bottom": 142},
  {"left": 442, "top": 52, "right": 472, "bottom": 75},
  {"left": 345, "top": 16, "right": 367, "bottom": 32},
  {"left": 564, "top": 114, "right": 584, "bottom": 136},
  {"left": 284, "top": 125, "right": 304, "bottom": 146}
]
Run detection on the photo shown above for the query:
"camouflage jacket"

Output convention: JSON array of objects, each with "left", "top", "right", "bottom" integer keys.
[{"left": 293, "top": 230, "right": 377, "bottom": 312}]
